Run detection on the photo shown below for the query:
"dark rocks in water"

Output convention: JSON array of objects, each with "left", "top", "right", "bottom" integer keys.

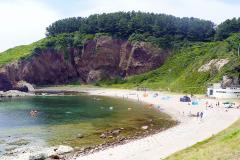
[
  {"left": 29, "top": 153, "right": 47, "bottom": 160},
  {"left": 76, "top": 133, "right": 84, "bottom": 139},
  {"left": 99, "top": 133, "right": 107, "bottom": 139},
  {"left": 0, "top": 36, "right": 170, "bottom": 87},
  {"left": 7, "top": 139, "right": 30, "bottom": 146},
  {"left": 100, "top": 129, "right": 122, "bottom": 139},
  {"left": 141, "top": 125, "right": 149, "bottom": 130},
  {"left": 0, "top": 139, "right": 5, "bottom": 144},
  {"left": 4, "top": 147, "right": 17, "bottom": 152},
  {"left": 49, "top": 154, "right": 60, "bottom": 159},
  {"left": 112, "top": 129, "right": 121, "bottom": 136}
]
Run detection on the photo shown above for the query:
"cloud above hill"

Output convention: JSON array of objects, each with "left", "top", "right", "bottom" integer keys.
[{"left": 0, "top": 0, "right": 239, "bottom": 52}]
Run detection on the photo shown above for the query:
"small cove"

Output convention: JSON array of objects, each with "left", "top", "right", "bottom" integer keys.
[{"left": 0, "top": 94, "right": 176, "bottom": 157}]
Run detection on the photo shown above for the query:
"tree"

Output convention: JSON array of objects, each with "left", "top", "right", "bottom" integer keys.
[{"left": 215, "top": 17, "right": 240, "bottom": 40}]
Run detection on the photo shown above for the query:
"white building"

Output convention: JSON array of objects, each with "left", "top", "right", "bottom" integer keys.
[{"left": 207, "top": 83, "right": 240, "bottom": 99}]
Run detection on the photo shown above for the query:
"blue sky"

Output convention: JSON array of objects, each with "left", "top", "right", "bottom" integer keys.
[{"left": 0, "top": 0, "right": 239, "bottom": 52}]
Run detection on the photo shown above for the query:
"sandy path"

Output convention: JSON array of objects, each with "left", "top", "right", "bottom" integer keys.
[{"left": 65, "top": 88, "right": 240, "bottom": 160}]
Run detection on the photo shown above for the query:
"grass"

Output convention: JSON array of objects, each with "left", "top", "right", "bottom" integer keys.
[
  {"left": 165, "top": 119, "right": 240, "bottom": 160},
  {"left": 0, "top": 43, "right": 37, "bottom": 67},
  {"left": 100, "top": 33, "right": 240, "bottom": 94},
  {"left": 0, "top": 33, "right": 97, "bottom": 68}
]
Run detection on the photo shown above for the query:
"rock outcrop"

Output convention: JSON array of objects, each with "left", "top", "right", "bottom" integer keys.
[
  {"left": 0, "top": 36, "right": 170, "bottom": 90},
  {"left": 198, "top": 59, "right": 229, "bottom": 72},
  {"left": 14, "top": 81, "right": 35, "bottom": 92},
  {"left": 221, "top": 75, "right": 240, "bottom": 88},
  {"left": 0, "top": 73, "right": 12, "bottom": 91}
]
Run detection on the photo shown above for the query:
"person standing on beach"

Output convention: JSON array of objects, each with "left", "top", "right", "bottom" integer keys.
[
  {"left": 205, "top": 101, "right": 208, "bottom": 110},
  {"left": 200, "top": 112, "right": 203, "bottom": 119},
  {"left": 197, "top": 112, "right": 199, "bottom": 118}
]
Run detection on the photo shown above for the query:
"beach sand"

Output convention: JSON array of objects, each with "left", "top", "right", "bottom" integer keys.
[{"left": 62, "top": 88, "right": 240, "bottom": 160}]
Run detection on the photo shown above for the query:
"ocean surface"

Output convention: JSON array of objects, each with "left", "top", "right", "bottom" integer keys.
[{"left": 0, "top": 95, "right": 175, "bottom": 156}]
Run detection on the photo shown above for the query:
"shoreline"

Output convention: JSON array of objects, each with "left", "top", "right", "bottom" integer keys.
[
  {"left": 41, "top": 86, "right": 240, "bottom": 160},
  {"left": 2, "top": 86, "right": 240, "bottom": 160}
]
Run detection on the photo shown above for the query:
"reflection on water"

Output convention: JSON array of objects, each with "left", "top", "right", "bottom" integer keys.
[{"left": 0, "top": 95, "right": 175, "bottom": 155}]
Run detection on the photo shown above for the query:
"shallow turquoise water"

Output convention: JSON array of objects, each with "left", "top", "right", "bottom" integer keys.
[{"left": 0, "top": 95, "right": 175, "bottom": 155}]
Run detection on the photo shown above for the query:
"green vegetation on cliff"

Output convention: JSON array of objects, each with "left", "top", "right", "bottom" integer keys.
[
  {"left": 165, "top": 119, "right": 240, "bottom": 160},
  {"left": 0, "top": 44, "right": 35, "bottom": 67},
  {"left": 0, "top": 33, "right": 96, "bottom": 67},
  {"left": 0, "top": 12, "right": 239, "bottom": 94},
  {"left": 100, "top": 33, "right": 240, "bottom": 94}
]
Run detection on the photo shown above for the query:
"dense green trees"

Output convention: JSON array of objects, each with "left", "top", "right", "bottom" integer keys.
[
  {"left": 215, "top": 18, "right": 240, "bottom": 40},
  {"left": 46, "top": 17, "right": 83, "bottom": 36},
  {"left": 46, "top": 12, "right": 215, "bottom": 48},
  {"left": 46, "top": 12, "right": 239, "bottom": 48}
]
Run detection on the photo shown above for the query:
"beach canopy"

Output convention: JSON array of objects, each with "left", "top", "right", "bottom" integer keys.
[
  {"left": 192, "top": 101, "right": 199, "bottom": 105},
  {"left": 223, "top": 102, "right": 235, "bottom": 105}
]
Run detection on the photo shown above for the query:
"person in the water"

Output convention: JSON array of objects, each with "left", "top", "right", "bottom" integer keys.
[{"left": 30, "top": 110, "right": 38, "bottom": 117}]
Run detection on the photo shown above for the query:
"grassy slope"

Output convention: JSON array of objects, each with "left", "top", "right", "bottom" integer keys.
[
  {"left": 104, "top": 33, "right": 240, "bottom": 94},
  {"left": 0, "top": 33, "right": 95, "bottom": 68},
  {"left": 165, "top": 119, "right": 240, "bottom": 160},
  {"left": 0, "top": 43, "right": 37, "bottom": 68}
]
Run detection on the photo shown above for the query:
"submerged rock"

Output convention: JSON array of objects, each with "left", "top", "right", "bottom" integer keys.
[
  {"left": 7, "top": 139, "right": 30, "bottom": 146},
  {"left": 49, "top": 154, "right": 61, "bottom": 159},
  {"left": 76, "top": 133, "right": 84, "bottom": 139},
  {"left": 0, "top": 139, "right": 5, "bottom": 144},
  {"left": 55, "top": 145, "right": 74, "bottom": 155},
  {"left": 141, "top": 125, "right": 149, "bottom": 130},
  {"left": 29, "top": 153, "right": 47, "bottom": 160},
  {"left": 100, "top": 133, "right": 107, "bottom": 139},
  {"left": 112, "top": 129, "right": 121, "bottom": 136},
  {"left": 28, "top": 145, "right": 73, "bottom": 160}
]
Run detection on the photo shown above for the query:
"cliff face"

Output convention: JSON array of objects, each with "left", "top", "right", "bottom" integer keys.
[{"left": 0, "top": 36, "right": 170, "bottom": 89}]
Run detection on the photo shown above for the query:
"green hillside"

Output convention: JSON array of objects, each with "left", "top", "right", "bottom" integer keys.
[
  {"left": 165, "top": 119, "right": 240, "bottom": 160},
  {"left": 100, "top": 33, "right": 240, "bottom": 94},
  {"left": 0, "top": 12, "right": 239, "bottom": 94},
  {"left": 0, "top": 44, "right": 35, "bottom": 67},
  {"left": 0, "top": 33, "right": 95, "bottom": 68}
]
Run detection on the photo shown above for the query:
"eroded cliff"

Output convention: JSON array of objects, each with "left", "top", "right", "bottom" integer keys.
[{"left": 0, "top": 36, "right": 170, "bottom": 90}]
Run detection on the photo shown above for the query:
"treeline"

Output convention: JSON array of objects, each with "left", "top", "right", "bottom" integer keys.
[
  {"left": 46, "top": 12, "right": 215, "bottom": 48},
  {"left": 215, "top": 17, "right": 240, "bottom": 40},
  {"left": 46, "top": 12, "right": 240, "bottom": 48}
]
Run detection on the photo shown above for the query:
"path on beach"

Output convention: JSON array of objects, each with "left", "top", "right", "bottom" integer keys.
[{"left": 71, "top": 88, "right": 240, "bottom": 160}]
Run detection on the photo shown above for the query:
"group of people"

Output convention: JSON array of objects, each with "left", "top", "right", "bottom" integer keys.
[{"left": 196, "top": 112, "right": 204, "bottom": 119}]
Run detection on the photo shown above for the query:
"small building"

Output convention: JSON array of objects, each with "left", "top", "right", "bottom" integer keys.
[{"left": 207, "top": 83, "right": 240, "bottom": 99}]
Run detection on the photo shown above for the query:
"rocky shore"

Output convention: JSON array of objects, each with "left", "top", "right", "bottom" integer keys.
[
  {"left": 0, "top": 90, "right": 35, "bottom": 97},
  {"left": 70, "top": 124, "right": 177, "bottom": 159},
  {"left": 1, "top": 144, "right": 74, "bottom": 160}
]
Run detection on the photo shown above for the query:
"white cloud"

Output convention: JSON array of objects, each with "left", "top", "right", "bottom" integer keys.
[
  {"left": 0, "top": 0, "right": 239, "bottom": 52},
  {"left": 0, "top": 0, "right": 60, "bottom": 52},
  {"left": 75, "top": 0, "right": 240, "bottom": 24}
]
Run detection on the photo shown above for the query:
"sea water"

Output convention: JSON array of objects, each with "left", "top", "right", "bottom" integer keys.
[{"left": 0, "top": 95, "right": 175, "bottom": 156}]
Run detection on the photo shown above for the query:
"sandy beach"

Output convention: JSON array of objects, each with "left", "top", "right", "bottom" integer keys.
[{"left": 59, "top": 87, "right": 240, "bottom": 160}]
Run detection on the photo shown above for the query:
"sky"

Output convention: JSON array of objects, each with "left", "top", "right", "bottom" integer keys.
[{"left": 0, "top": 0, "right": 239, "bottom": 52}]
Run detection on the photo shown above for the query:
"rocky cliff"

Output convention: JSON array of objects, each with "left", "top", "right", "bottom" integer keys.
[{"left": 0, "top": 36, "right": 170, "bottom": 90}]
